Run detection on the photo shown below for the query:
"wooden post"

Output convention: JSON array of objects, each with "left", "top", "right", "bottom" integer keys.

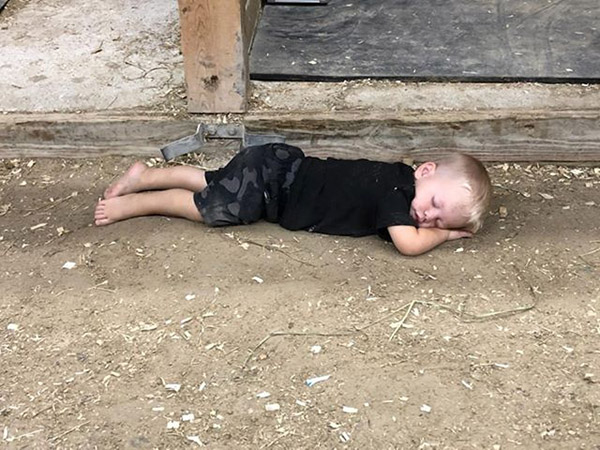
[{"left": 177, "top": 0, "right": 262, "bottom": 113}]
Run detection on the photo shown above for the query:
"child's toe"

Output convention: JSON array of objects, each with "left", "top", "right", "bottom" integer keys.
[{"left": 95, "top": 217, "right": 110, "bottom": 226}]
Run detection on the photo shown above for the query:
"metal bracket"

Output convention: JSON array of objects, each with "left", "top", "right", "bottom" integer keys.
[{"left": 160, "top": 123, "right": 285, "bottom": 161}]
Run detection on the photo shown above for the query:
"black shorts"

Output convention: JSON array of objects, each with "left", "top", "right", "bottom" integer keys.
[{"left": 194, "top": 143, "right": 305, "bottom": 226}]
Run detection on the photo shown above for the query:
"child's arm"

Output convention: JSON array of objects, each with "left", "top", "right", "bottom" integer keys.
[{"left": 388, "top": 225, "right": 472, "bottom": 256}]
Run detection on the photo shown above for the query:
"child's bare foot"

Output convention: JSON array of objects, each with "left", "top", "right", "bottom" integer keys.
[
  {"left": 104, "top": 162, "right": 147, "bottom": 199},
  {"left": 95, "top": 196, "right": 135, "bottom": 226}
]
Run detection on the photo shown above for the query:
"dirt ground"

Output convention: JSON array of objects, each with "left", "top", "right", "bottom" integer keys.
[
  {"left": 2, "top": 0, "right": 600, "bottom": 448},
  {"left": 0, "top": 154, "right": 599, "bottom": 449}
]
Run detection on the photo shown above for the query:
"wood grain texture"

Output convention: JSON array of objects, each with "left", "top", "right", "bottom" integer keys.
[
  {"left": 177, "top": 0, "right": 248, "bottom": 113},
  {"left": 0, "top": 113, "right": 200, "bottom": 158},
  {"left": 2, "top": 109, "right": 599, "bottom": 162},
  {"left": 246, "top": 110, "right": 600, "bottom": 162}
]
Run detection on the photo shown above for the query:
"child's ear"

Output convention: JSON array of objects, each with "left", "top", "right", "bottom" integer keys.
[{"left": 414, "top": 162, "right": 437, "bottom": 179}]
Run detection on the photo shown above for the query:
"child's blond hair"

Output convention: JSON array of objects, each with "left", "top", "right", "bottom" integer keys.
[{"left": 434, "top": 153, "right": 492, "bottom": 233}]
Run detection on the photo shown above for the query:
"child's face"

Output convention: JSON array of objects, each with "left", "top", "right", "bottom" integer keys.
[{"left": 411, "top": 162, "right": 470, "bottom": 230}]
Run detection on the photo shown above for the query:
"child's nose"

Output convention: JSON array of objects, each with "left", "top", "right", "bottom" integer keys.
[{"left": 425, "top": 210, "right": 438, "bottom": 222}]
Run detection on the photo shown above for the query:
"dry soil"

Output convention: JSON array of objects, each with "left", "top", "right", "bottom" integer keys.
[{"left": 1, "top": 155, "right": 599, "bottom": 449}]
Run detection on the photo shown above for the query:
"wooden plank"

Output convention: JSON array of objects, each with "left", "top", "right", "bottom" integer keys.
[
  {"left": 178, "top": 0, "right": 255, "bottom": 113},
  {"left": 246, "top": 110, "right": 600, "bottom": 162},
  {"left": 0, "top": 113, "right": 234, "bottom": 159},
  {"left": 2, "top": 109, "right": 600, "bottom": 162}
]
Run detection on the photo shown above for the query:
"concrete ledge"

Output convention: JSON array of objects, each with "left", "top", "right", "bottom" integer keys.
[{"left": 249, "top": 81, "right": 600, "bottom": 113}]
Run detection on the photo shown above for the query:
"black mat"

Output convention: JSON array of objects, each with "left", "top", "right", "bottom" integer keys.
[
  {"left": 250, "top": 0, "right": 600, "bottom": 82},
  {"left": 0, "top": 0, "right": 11, "bottom": 13}
]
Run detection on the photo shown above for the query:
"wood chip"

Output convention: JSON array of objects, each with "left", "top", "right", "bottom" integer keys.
[
  {"left": 461, "top": 380, "right": 473, "bottom": 390},
  {"left": 30, "top": 223, "right": 47, "bottom": 231},
  {"left": 305, "top": 375, "right": 330, "bottom": 387},
  {"left": 166, "top": 420, "right": 180, "bottom": 430},
  {"left": 186, "top": 435, "right": 204, "bottom": 446}
]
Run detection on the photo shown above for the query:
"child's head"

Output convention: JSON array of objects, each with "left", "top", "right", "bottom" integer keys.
[{"left": 411, "top": 153, "right": 492, "bottom": 233}]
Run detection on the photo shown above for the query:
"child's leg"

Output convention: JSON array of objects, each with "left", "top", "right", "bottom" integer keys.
[
  {"left": 104, "top": 162, "right": 208, "bottom": 199},
  {"left": 95, "top": 188, "right": 202, "bottom": 226}
]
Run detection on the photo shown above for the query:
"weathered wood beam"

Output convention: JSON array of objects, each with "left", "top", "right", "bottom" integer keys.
[
  {"left": 245, "top": 109, "right": 600, "bottom": 162},
  {"left": 0, "top": 113, "right": 227, "bottom": 159},
  {"left": 177, "top": 0, "right": 262, "bottom": 113},
  {"left": 2, "top": 108, "right": 599, "bottom": 162}
]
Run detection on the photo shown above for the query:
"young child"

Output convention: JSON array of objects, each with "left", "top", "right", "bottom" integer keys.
[{"left": 95, "top": 143, "right": 492, "bottom": 256}]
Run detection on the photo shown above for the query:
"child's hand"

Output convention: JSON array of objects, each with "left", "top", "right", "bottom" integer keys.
[{"left": 447, "top": 229, "right": 473, "bottom": 240}]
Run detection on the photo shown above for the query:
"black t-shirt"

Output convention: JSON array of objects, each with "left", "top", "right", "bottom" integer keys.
[{"left": 279, "top": 157, "right": 416, "bottom": 240}]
